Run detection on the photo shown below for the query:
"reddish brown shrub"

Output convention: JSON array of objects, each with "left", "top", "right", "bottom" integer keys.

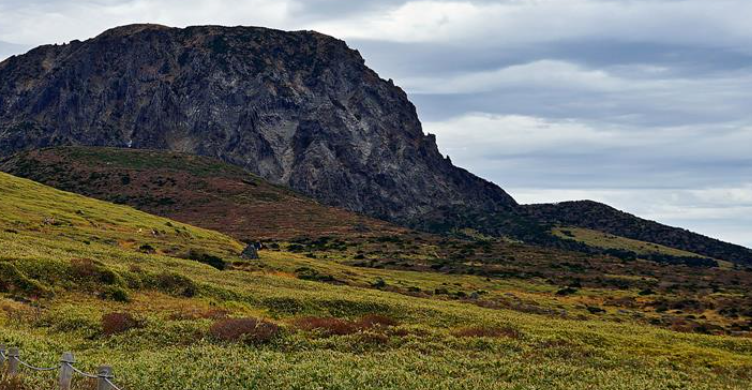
[
  {"left": 358, "top": 314, "right": 398, "bottom": 329},
  {"left": 452, "top": 326, "right": 521, "bottom": 339},
  {"left": 293, "top": 316, "right": 359, "bottom": 336},
  {"left": 209, "top": 317, "right": 281, "bottom": 344},
  {"left": 101, "top": 312, "right": 141, "bottom": 336}
]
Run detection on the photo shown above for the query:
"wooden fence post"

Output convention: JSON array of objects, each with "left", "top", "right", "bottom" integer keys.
[
  {"left": 59, "top": 352, "right": 74, "bottom": 390},
  {"left": 97, "top": 365, "right": 113, "bottom": 390},
  {"left": 7, "top": 347, "right": 19, "bottom": 377}
]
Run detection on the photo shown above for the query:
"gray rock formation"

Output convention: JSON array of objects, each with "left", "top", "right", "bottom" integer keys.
[
  {"left": 240, "top": 244, "right": 259, "bottom": 260},
  {"left": 0, "top": 24, "right": 516, "bottom": 223}
]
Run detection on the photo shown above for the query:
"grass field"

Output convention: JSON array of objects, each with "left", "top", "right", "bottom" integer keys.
[{"left": 1, "top": 171, "right": 752, "bottom": 389}]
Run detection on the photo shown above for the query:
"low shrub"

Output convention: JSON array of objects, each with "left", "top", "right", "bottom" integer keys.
[
  {"left": 294, "top": 267, "right": 338, "bottom": 283},
  {"left": 99, "top": 286, "right": 131, "bottom": 302},
  {"left": 185, "top": 250, "right": 226, "bottom": 270},
  {"left": 371, "top": 278, "right": 387, "bottom": 289},
  {"left": 556, "top": 287, "right": 578, "bottom": 296},
  {"left": 209, "top": 317, "right": 281, "bottom": 344},
  {"left": 138, "top": 243, "right": 156, "bottom": 254},
  {"left": 358, "top": 314, "right": 398, "bottom": 329},
  {"left": 0, "top": 262, "right": 53, "bottom": 298},
  {"left": 70, "top": 258, "right": 121, "bottom": 286},
  {"left": 452, "top": 326, "right": 522, "bottom": 339},
  {"left": 155, "top": 272, "right": 198, "bottom": 297},
  {"left": 102, "top": 312, "right": 142, "bottom": 336}
]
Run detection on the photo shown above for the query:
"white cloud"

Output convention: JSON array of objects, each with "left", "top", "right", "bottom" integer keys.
[
  {"left": 403, "top": 60, "right": 627, "bottom": 94},
  {"left": 311, "top": 0, "right": 752, "bottom": 50},
  {"left": 403, "top": 59, "right": 752, "bottom": 101},
  {"left": 426, "top": 113, "right": 752, "bottom": 163},
  {"left": 0, "top": 0, "right": 299, "bottom": 44}
]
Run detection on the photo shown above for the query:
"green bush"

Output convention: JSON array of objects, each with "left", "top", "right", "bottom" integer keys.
[
  {"left": 155, "top": 272, "right": 198, "bottom": 297},
  {"left": 185, "top": 250, "right": 226, "bottom": 270},
  {"left": 0, "top": 262, "right": 53, "bottom": 298}
]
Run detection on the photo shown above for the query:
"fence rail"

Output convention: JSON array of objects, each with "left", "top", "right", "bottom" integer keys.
[{"left": 0, "top": 345, "right": 125, "bottom": 390}]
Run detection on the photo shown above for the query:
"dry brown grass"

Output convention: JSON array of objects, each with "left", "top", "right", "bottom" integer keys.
[
  {"left": 358, "top": 314, "right": 398, "bottom": 329},
  {"left": 101, "top": 312, "right": 142, "bottom": 336},
  {"left": 209, "top": 317, "right": 281, "bottom": 344}
]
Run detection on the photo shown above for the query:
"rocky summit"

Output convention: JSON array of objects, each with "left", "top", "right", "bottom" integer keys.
[{"left": 0, "top": 24, "right": 516, "bottom": 222}]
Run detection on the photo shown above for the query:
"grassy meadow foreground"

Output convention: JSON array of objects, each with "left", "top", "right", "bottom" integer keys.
[{"left": 0, "top": 171, "right": 751, "bottom": 389}]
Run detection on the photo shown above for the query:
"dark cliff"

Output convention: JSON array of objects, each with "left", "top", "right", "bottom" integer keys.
[{"left": 0, "top": 24, "right": 516, "bottom": 221}]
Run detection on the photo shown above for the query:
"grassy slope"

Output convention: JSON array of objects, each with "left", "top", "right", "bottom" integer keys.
[
  {"left": 552, "top": 227, "right": 705, "bottom": 258},
  {"left": 0, "top": 173, "right": 751, "bottom": 389},
  {"left": 0, "top": 147, "right": 403, "bottom": 241},
  {"left": 523, "top": 201, "right": 752, "bottom": 265}
]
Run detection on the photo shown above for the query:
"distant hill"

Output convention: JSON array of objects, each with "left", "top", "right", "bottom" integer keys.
[
  {"left": 4, "top": 147, "right": 751, "bottom": 266},
  {"left": 0, "top": 147, "right": 403, "bottom": 241},
  {"left": 523, "top": 201, "right": 752, "bottom": 265}
]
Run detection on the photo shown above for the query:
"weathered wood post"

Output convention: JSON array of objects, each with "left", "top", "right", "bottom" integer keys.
[
  {"left": 59, "top": 352, "right": 75, "bottom": 390},
  {"left": 0, "top": 344, "right": 5, "bottom": 368},
  {"left": 7, "top": 347, "right": 19, "bottom": 377},
  {"left": 97, "top": 365, "right": 113, "bottom": 390}
]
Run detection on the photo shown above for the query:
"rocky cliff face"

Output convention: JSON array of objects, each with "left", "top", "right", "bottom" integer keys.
[{"left": 0, "top": 24, "right": 516, "bottom": 221}]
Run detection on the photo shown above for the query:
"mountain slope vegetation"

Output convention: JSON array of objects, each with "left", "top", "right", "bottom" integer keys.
[
  {"left": 2, "top": 146, "right": 740, "bottom": 269},
  {"left": 0, "top": 147, "right": 402, "bottom": 241},
  {"left": 1, "top": 171, "right": 752, "bottom": 389}
]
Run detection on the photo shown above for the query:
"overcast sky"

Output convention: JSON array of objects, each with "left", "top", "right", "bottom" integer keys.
[{"left": 1, "top": 0, "right": 750, "bottom": 247}]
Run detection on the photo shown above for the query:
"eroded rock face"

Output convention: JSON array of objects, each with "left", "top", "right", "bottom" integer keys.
[{"left": 0, "top": 24, "right": 516, "bottom": 222}]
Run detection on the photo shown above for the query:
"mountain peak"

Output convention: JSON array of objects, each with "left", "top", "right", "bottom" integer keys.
[
  {"left": 0, "top": 24, "right": 516, "bottom": 221},
  {"left": 97, "top": 23, "right": 173, "bottom": 38}
]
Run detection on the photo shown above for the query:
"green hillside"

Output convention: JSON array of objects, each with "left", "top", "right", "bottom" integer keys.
[
  {"left": 553, "top": 227, "right": 705, "bottom": 258},
  {"left": 0, "top": 171, "right": 752, "bottom": 389},
  {"left": 0, "top": 147, "right": 403, "bottom": 241}
]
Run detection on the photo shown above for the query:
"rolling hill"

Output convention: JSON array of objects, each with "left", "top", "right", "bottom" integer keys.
[
  {"left": 0, "top": 147, "right": 403, "bottom": 241},
  {"left": 4, "top": 146, "right": 748, "bottom": 270},
  {"left": 0, "top": 169, "right": 752, "bottom": 389},
  {"left": 524, "top": 201, "right": 752, "bottom": 265}
]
